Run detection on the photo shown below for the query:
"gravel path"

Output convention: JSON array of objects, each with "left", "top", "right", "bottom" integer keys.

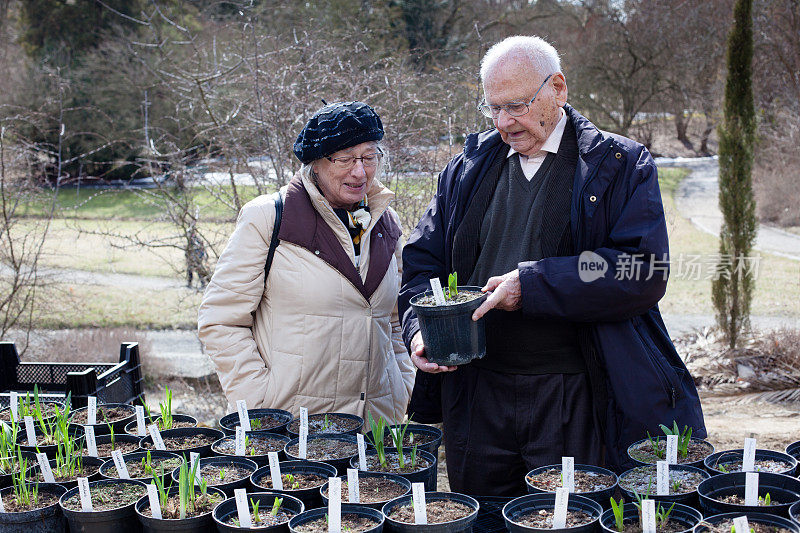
[{"left": 659, "top": 155, "right": 800, "bottom": 261}]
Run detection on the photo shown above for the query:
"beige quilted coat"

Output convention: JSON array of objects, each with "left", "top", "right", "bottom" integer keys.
[{"left": 198, "top": 171, "right": 414, "bottom": 423}]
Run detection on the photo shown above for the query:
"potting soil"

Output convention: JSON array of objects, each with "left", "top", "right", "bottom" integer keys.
[
  {"left": 293, "top": 513, "right": 378, "bottom": 533},
  {"left": 286, "top": 438, "right": 358, "bottom": 460},
  {"left": 618, "top": 518, "right": 691, "bottom": 533},
  {"left": 225, "top": 509, "right": 295, "bottom": 528},
  {"left": 109, "top": 456, "right": 182, "bottom": 479},
  {"left": 287, "top": 414, "right": 360, "bottom": 434},
  {"left": 214, "top": 436, "right": 285, "bottom": 456},
  {"left": 629, "top": 439, "right": 713, "bottom": 464},
  {"left": 322, "top": 476, "right": 408, "bottom": 503},
  {"left": 390, "top": 499, "right": 474, "bottom": 523},
  {"left": 526, "top": 469, "right": 615, "bottom": 492},
  {"left": 364, "top": 452, "right": 430, "bottom": 473},
  {"left": 200, "top": 464, "right": 252, "bottom": 485},
  {"left": 142, "top": 491, "right": 224, "bottom": 519},
  {"left": 619, "top": 466, "right": 705, "bottom": 494},
  {"left": 269, "top": 472, "right": 325, "bottom": 490},
  {"left": 35, "top": 462, "right": 100, "bottom": 483},
  {"left": 699, "top": 519, "right": 794, "bottom": 533},
  {"left": 71, "top": 406, "right": 133, "bottom": 425},
  {"left": 142, "top": 433, "right": 217, "bottom": 450},
  {"left": 718, "top": 494, "right": 785, "bottom": 506},
  {"left": 414, "top": 290, "right": 484, "bottom": 306},
  {"left": 376, "top": 430, "right": 435, "bottom": 448},
  {"left": 510, "top": 508, "right": 594, "bottom": 529},
  {"left": 86, "top": 440, "right": 140, "bottom": 458},
  {"left": 712, "top": 459, "right": 793, "bottom": 473},
  {"left": 1, "top": 490, "right": 61, "bottom": 513},
  {"left": 1, "top": 403, "right": 62, "bottom": 423},
  {"left": 247, "top": 414, "right": 287, "bottom": 431},
  {"left": 62, "top": 482, "right": 146, "bottom": 511}
]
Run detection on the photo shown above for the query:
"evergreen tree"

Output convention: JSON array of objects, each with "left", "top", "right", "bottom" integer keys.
[{"left": 712, "top": 0, "right": 757, "bottom": 349}]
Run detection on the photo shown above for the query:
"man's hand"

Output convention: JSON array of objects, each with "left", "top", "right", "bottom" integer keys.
[
  {"left": 473, "top": 269, "right": 522, "bottom": 320},
  {"left": 410, "top": 331, "right": 457, "bottom": 373}
]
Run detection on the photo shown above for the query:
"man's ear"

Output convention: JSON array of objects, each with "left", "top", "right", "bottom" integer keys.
[{"left": 552, "top": 72, "right": 568, "bottom": 107}]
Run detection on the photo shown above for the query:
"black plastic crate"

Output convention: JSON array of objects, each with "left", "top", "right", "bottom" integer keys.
[
  {"left": 0, "top": 341, "right": 145, "bottom": 408},
  {"left": 473, "top": 495, "right": 514, "bottom": 532}
]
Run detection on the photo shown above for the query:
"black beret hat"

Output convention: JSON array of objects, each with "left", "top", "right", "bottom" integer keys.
[{"left": 293, "top": 101, "right": 384, "bottom": 164}]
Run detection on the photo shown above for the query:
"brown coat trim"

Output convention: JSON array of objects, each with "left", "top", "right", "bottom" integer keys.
[{"left": 278, "top": 175, "right": 401, "bottom": 301}]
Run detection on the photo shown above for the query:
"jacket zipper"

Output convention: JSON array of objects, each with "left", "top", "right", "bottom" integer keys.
[{"left": 632, "top": 318, "right": 677, "bottom": 408}]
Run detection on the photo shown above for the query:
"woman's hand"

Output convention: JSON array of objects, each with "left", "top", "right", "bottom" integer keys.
[{"left": 410, "top": 331, "right": 457, "bottom": 373}]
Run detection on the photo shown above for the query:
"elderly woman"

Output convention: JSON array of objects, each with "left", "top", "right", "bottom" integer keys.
[{"left": 198, "top": 101, "right": 414, "bottom": 423}]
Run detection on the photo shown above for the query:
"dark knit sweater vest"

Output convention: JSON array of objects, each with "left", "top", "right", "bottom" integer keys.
[{"left": 458, "top": 119, "right": 584, "bottom": 374}]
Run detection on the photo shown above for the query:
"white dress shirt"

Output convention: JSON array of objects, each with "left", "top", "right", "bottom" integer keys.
[{"left": 506, "top": 108, "right": 567, "bottom": 181}]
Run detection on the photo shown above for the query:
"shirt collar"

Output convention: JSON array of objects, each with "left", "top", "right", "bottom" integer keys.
[{"left": 507, "top": 107, "right": 567, "bottom": 159}]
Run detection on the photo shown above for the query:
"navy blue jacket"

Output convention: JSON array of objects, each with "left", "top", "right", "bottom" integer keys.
[{"left": 398, "top": 105, "right": 706, "bottom": 471}]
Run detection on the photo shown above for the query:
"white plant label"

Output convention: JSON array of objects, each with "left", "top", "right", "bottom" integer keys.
[
  {"left": 347, "top": 468, "right": 360, "bottom": 503},
  {"left": 77, "top": 477, "right": 93, "bottom": 512},
  {"left": 666, "top": 435, "right": 678, "bottom": 465},
  {"left": 356, "top": 433, "right": 367, "bottom": 471},
  {"left": 745, "top": 472, "right": 759, "bottom": 506},
  {"left": 429, "top": 278, "right": 446, "bottom": 305},
  {"left": 299, "top": 407, "right": 309, "bottom": 430},
  {"left": 111, "top": 450, "right": 130, "bottom": 479},
  {"left": 9, "top": 392, "right": 17, "bottom": 422},
  {"left": 135, "top": 406, "right": 147, "bottom": 437},
  {"left": 190, "top": 453, "right": 201, "bottom": 484},
  {"left": 412, "top": 482, "right": 427, "bottom": 524},
  {"left": 561, "top": 457, "right": 574, "bottom": 492},
  {"left": 298, "top": 426, "right": 308, "bottom": 459},
  {"left": 147, "top": 484, "right": 162, "bottom": 520},
  {"left": 87, "top": 396, "right": 97, "bottom": 426},
  {"left": 0, "top": 491, "right": 4, "bottom": 512},
  {"left": 268, "top": 452, "right": 283, "bottom": 490},
  {"left": 553, "top": 488, "right": 569, "bottom": 529},
  {"left": 236, "top": 400, "right": 251, "bottom": 432},
  {"left": 85, "top": 425, "right": 98, "bottom": 457},
  {"left": 656, "top": 461, "right": 669, "bottom": 495},
  {"left": 328, "top": 477, "right": 342, "bottom": 533},
  {"left": 641, "top": 499, "right": 657, "bottom": 533},
  {"left": 234, "top": 488, "right": 252, "bottom": 528},
  {"left": 733, "top": 516, "right": 750, "bottom": 533},
  {"left": 148, "top": 424, "right": 166, "bottom": 450},
  {"left": 37, "top": 452, "right": 55, "bottom": 483},
  {"left": 24, "top": 416, "right": 36, "bottom": 446},
  {"left": 235, "top": 426, "right": 246, "bottom": 456},
  {"left": 743, "top": 437, "right": 757, "bottom": 472}
]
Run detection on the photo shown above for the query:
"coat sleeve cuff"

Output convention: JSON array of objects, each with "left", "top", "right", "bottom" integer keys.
[{"left": 518, "top": 260, "right": 542, "bottom": 316}]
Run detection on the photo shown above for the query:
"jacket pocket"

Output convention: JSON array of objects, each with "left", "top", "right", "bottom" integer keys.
[{"left": 632, "top": 316, "right": 679, "bottom": 408}]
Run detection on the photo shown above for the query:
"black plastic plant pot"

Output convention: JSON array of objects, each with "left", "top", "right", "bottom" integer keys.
[
  {"left": 89, "top": 434, "right": 143, "bottom": 460},
  {"left": 138, "top": 427, "right": 224, "bottom": 457},
  {"left": 381, "top": 424, "right": 443, "bottom": 457},
  {"left": 321, "top": 471, "right": 412, "bottom": 511},
  {"left": 0, "top": 482, "right": 67, "bottom": 533},
  {"left": 599, "top": 501, "right": 701, "bottom": 533},
  {"left": 59, "top": 478, "right": 147, "bottom": 533},
  {"left": 697, "top": 472, "right": 800, "bottom": 517},
  {"left": 212, "top": 432, "right": 292, "bottom": 467},
  {"left": 382, "top": 491, "right": 478, "bottom": 533},
  {"left": 16, "top": 424, "right": 85, "bottom": 459},
  {"left": 502, "top": 493, "right": 602, "bottom": 533},
  {"left": 28, "top": 456, "right": 105, "bottom": 490},
  {"left": 627, "top": 437, "right": 715, "bottom": 470},
  {"left": 704, "top": 448, "right": 798, "bottom": 476},
  {"left": 694, "top": 512, "right": 800, "bottom": 533},
  {"left": 410, "top": 286, "right": 488, "bottom": 366},
  {"left": 0, "top": 450, "right": 37, "bottom": 489},
  {"left": 135, "top": 485, "right": 226, "bottom": 533},
  {"left": 171, "top": 455, "right": 258, "bottom": 497},
  {"left": 98, "top": 450, "right": 182, "bottom": 484},
  {"left": 525, "top": 463, "right": 618, "bottom": 509},
  {"left": 220, "top": 408, "right": 294, "bottom": 436},
  {"left": 618, "top": 463, "right": 709, "bottom": 506},
  {"left": 284, "top": 434, "right": 359, "bottom": 475},
  {"left": 350, "top": 448, "right": 438, "bottom": 492},
  {"left": 786, "top": 442, "right": 800, "bottom": 476},
  {"left": 71, "top": 403, "right": 136, "bottom": 436},
  {"left": 214, "top": 491, "right": 305, "bottom": 533},
  {"left": 790, "top": 500, "right": 800, "bottom": 524},
  {"left": 289, "top": 503, "right": 383, "bottom": 533},
  {"left": 286, "top": 412, "right": 364, "bottom": 438},
  {"left": 251, "top": 460, "right": 338, "bottom": 510},
  {"left": 124, "top": 414, "right": 198, "bottom": 436}
]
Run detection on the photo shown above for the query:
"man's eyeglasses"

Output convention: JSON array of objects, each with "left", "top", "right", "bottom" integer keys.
[
  {"left": 325, "top": 150, "right": 383, "bottom": 170},
  {"left": 478, "top": 74, "right": 553, "bottom": 118}
]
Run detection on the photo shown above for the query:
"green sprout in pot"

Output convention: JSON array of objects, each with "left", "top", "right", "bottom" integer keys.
[
  {"left": 151, "top": 464, "right": 172, "bottom": 508},
  {"left": 283, "top": 473, "right": 299, "bottom": 490},
  {"left": 447, "top": 272, "right": 458, "bottom": 300},
  {"left": 365, "top": 411, "right": 388, "bottom": 468},
  {"left": 659, "top": 421, "right": 692, "bottom": 460},
  {"left": 251, "top": 498, "right": 262, "bottom": 524},
  {"left": 671, "top": 479, "right": 682, "bottom": 493},
  {"left": 759, "top": 493, "right": 772, "bottom": 506},
  {"left": 159, "top": 387, "right": 174, "bottom": 430},
  {"left": 11, "top": 457, "right": 39, "bottom": 507},
  {"left": 645, "top": 432, "right": 665, "bottom": 460},
  {"left": 250, "top": 418, "right": 262, "bottom": 430},
  {"left": 271, "top": 496, "right": 283, "bottom": 516},
  {"left": 609, "top": 496, "right": 625, "bottom": 532},
  {"left": 219, "top": 467, "right": 226, "bottom": 481},
  {"left": 389, "top": 417, "right": 414, "bottom": 469},
  {"left": 177, "top": 458, "right": 203, "bottom": 519},
  {"left": 322, "top": 414, "right": 331, "bottom": 431}
]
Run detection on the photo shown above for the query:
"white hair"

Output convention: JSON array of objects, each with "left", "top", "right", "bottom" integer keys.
[{"left": 480, "top": 35, "right": 562, "bottom": 83}]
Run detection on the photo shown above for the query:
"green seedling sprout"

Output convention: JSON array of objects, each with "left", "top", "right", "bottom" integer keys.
[
  {"left": 151, "top": 464, "right": 171, "bottom": 508},
  {"left": 671, "top": 479, "right": 682, "bottom": 493},
  {"left": 283, "top": 472, "right": 299, "bottom": 489},
  {"left": 250, "top": 418, "right": 262, "bottom": 430},
  {"left": 159, "top": 387, "right": 173, "bottom": 430},
  {"left": 389, "top": 417, "right": 413, "bottom": 469},
  {"left": 177, "top": 458, "right": 202, "bottom": 519},
  {"left": 609, "top": 496, "right": 625, "bottom": 532},
  {"left": 411, "top": 442, "right": 419, "bottom": 469},
  {"left": 645, "top": 431, "right": 665, "bottom": 460},
  {"left": 219, "top": 467, "right": 226, "bottom": 481},
  {"left": 271, "top": 496, "right": 283, "bottom": 516},
  {"left": 365, "top": 411, "right": 388, "bottom": 468},
  {"left": 251, "top": 498, "right": 262, "bottom": 523},
  {"left": 11, "top": 457, "right": 39, "bottom": 507},
  {"left": 759, "top": 493, "right": 772, "bottom": 506},
  {"left": 322, "top": 414, "right": 330, "bottom": 431},
  {"left": 655, "top": 502, "right": 676, "bottom": 528},
  {"left": 447, "top": 272, "right": 458, "bottom": 300},
  {"left": 659, "top": 421, "right": 692, "bottom": 459}
]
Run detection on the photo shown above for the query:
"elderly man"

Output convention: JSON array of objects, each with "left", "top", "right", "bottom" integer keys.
[{"left": 399, "top": 36, "right": 706, "bottom": 496}]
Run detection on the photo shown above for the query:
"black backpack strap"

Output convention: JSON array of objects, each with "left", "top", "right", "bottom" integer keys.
[{"left": 264, "top": 191, "right": 283, "bottom": 280}]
